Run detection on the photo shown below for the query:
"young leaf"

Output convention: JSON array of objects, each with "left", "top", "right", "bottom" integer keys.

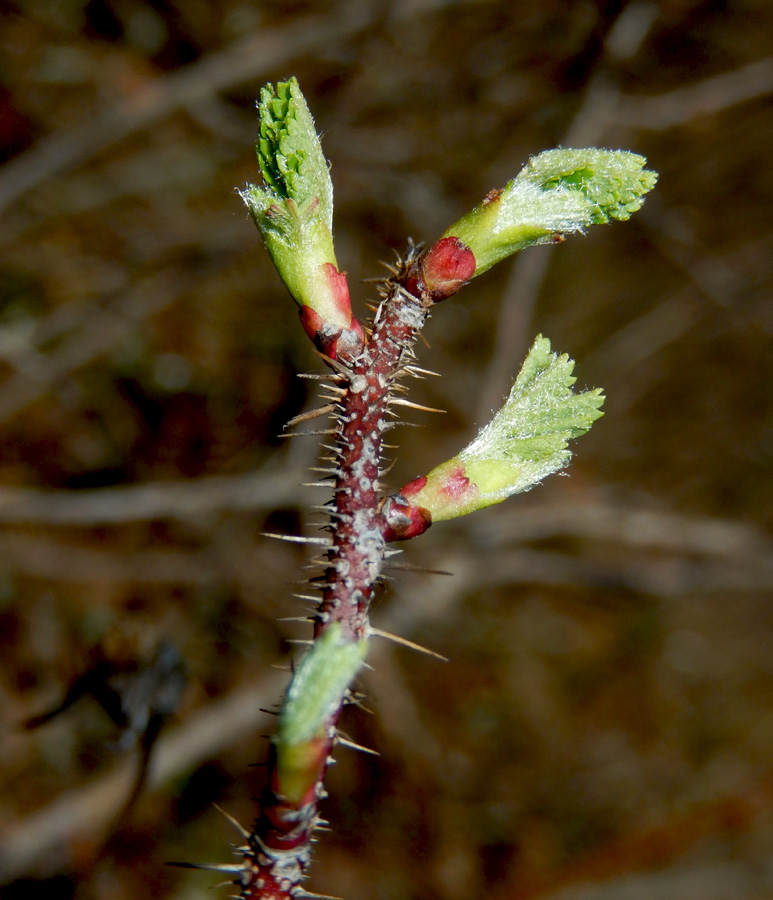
[
  {"left": 398, "top": 335, "right": 604, "bottom": 521},
  {"left": 278, "top": 624, "right": 369, "bottom": 748},
  {"left": 255, "top": 77, "right": 333, "bottom": 230},
  {"left": 274, "top": 625, "right": 369, "bottom": 805},
  {"left": 241, "top": 78, "right": 358, "bottom": 345},
  {"left": 440, "top": 148, "right": 658, "bottom": 276}
]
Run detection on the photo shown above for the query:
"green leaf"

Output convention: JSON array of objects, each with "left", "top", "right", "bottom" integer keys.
[
  {"left": 522, "top": 149, "right": 657, "bottom": 225},
  {"left": 442, "top": 149, "right": 657, "bottom": 276},
  {"left": 278, "top": 624, "right": 368, "bottom": 747},
  {"left": 241, "top": 79, "right": 355, "bottom": 331},
  {"left": 255, "top": 76, "right": 333, "bottom": 229},
  {"left": 460, "top": 334, "right": 604, "bottom": 504},
  {"left": 399, "top": 335, "right": 604, "bottom": 520}
]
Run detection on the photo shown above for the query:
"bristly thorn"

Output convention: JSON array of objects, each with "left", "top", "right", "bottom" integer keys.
[{"left": 369, "top": 627, "right": 448, "bottom": 661}]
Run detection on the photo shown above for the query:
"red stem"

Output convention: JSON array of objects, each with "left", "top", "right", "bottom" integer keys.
[{"left": 235, "top": 241, "right": 471, "bottom": 899}]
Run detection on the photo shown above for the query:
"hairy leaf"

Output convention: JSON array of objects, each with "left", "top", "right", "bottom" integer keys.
[
  {"left": 278, "top": 625, "right": 368, "bottom": 747},
  {"left": 400, "top": 335, "right": 604, "bottom": 520},
  {"left": 255, "top": 77, "right": 333, "bottom": 229},
  {"left": 461, "top": 334, "right": 604, "bottom": 504},
  {"left": 443, "top": 148, "right": 658, "bottom": 275}
]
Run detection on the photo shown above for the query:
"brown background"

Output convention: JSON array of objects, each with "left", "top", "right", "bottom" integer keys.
[{"left": 0, "top": 2, "right": 771, "bottom": 899}]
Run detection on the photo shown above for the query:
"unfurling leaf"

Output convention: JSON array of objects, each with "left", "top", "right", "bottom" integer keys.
[
  {"left": 275, "top": 625, "right": 368, "bottom": 804},
  {"left": 440, "top": 148, "right": 658, "bottom": 277},
  {"left": 255, "top": 77, "right": 333, "bottom": 229},
  {"left": 399, "top": 335, "right": 604, "bottom": 520},
  {"left": 241, "top": 78, "right": 359, "bottom": 348}
]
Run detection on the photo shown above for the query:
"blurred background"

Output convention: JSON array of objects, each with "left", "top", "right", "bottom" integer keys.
[{"left": 0, "top": 1, "right": 771, "bottom": 899}]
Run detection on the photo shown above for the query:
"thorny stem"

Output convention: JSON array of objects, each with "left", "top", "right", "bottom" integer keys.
[
  {"left": 236, "top": 245, "right": 445, "bottom": 900},
  {"left": 234, "top": 85, "right": 653, "bottom": 891}
]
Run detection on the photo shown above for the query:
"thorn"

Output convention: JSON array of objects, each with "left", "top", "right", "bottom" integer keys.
[
  {"left": 212, "top": 804, "right": 251, "bottom": 840},
  {"left": 312, "top": 348, "right": 353, "bottom": 376},
  {"left": 295, "top": 891, "right": 344, "bottom": 900},
  {"left": 259, "top": 708, "right": 279, "bottom": 716},
  {"left": 336, "top": 735, "right": 380, "bottom": 757},
  {"left": 404, "top": 364, "right": 441, "bottom": 377},
  {"left": 346, "top": 696, "right": 374, "bottom": 714},
  {"left": 278, "top": 428, "right": 339, "bottom": 438},
  {"left": 269, "top": 663, "right": 292, "bottom": 671},
  {"left": 307, "top": 556, "right": 331, "bottom": 567},
  {"left": 277, "top": 615, "right": 316, "bottom": 623},
  {"left": 261, "top": 533, "right": 332, "bottom": 547},
  {"left": 383, "top": 561, "right": 453, "bottom": 576},
  {"left": 301, "top": 481, "right": 335, "bottom": 488},
  {"left": 389, "top": 398, "right": 446, "bottom": 414},
  {"left": 386, "top": 419, "right": 421, "bottom": 429},
  {"left": 167, "top": 862, "right": 245, "bottom": 874},
  {"left": 284, "top": 404, "right": 338, "bottom": 428},
  {"left": 297, "top": 372, "right": 345, "bottom": 382},
  {"left": 310, "top": 506, "right": 345, "bottom": 519},
  {"left": 369, "top": 627, "right": 448, "bottom": 661},
  {"left": 379, "top": 458, "right": 397, "bottom": 477},
  {"left": 287, "top": 639, "right": 315, "bottom": 646}
]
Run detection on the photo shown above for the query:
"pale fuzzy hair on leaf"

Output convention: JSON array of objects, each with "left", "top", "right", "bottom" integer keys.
[
  {"left": 278, "top": 624, "right": 369, "bottom": 747},
  {"left": 459, "top": 334, "right": 605, "bottom": 505},
  {"left": 444, "top": 148, "right": 657, "bottom": 276},
  {"left": 256, "top": 76, "right": 333, "bottom": 229}
]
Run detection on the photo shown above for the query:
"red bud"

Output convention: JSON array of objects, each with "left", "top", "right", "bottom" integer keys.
[
  {"left": 420, "top": 237, "right": 476, "bottom": 301},
  {"left": 380, "top": 493, "right": 432, "bottom": 542}
]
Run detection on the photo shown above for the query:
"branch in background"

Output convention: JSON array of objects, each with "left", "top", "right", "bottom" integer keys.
[
  {"left": 618, "top": 55, "right": 773, "bottom": 131},
  {"left": 476, "top": 0, "right": 659, "bottom": 416},
  {"left": 0, "top": 272, "right": 182, "bottom": 425},
  {"left": 0, "top": 1, "right": 495, "bottom": 218},
  {"left": 0, "top": 468, "right": 304, "bottom": 526},
  {"left": 0, "top": 671, "right": 287, "bottom": 884},
  {"left": 0, "top": 5, "right": 376, "bottom": 216},
  {"left": 1, "top": 506, "right": 770, "bottom": 597}
]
